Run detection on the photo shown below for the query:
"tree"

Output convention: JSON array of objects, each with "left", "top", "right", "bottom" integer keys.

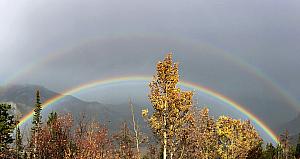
[
  {"left": 47, "top": 111, "right": 58, "bottom": 140},
  {"left": 75, "top": 121, "right": 115, "bottom": 159},
  {"left": 279, "top": 129, "right": 291, "bottom": 159},
  {"left": 15, "top": 126, "right": 23, "bottom": 159},
  {"left": 216, "top": 116, "right": 262, "bottom": 159},
  {"left": 32, "top": 90, "right": 42, "bottom": 131},
  {"left": 114, "top": 122, "right": 137, "bottom": 159},
  {"left": 296, "top": 133, "right": 300, "bottom": 158},
  {"left": 177, "top": 107, "right": 218, "bottom": 159},
  {"left": 30, "top": 90, "right": 43, "bottom": 158},
  {"left": 0, "top": 103, "right": 16, "bottom": 156},
  {"left": 263, "top": 143, "right": 276, "bottom": 159},
  {"left": 47, "top": 111, "right": 58, "bottom": 126},
  {"left": 142, "top": 53, "right": 194, "bottom": 159},
  {"left": 246, "top": 142, "right": 263, "bottom": 159},
  {"left": 37, "top": 113, "right": 73, "bottom": 159},
  {"left": 129, "top": 99, "right": 142, "bottom": 158},
  {"left": 275, "top": 143, "right": 284, "bottom": 159}
]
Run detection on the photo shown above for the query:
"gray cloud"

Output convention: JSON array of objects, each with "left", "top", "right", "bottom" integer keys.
[{"left": 0, "top": 0, "right": 300, "bottom": 129}]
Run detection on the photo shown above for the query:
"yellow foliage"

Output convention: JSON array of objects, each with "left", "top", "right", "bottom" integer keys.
[
  {"left": 142, "top": 109, "right": 148, "bottom": 117},
  {"left": 216, "top": 116, "right": 262, "bottom": 159},
  {"left": 143, "top": 53, "right": 194, "bottom": 157}
]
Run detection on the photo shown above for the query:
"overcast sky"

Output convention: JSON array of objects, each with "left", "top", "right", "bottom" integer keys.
[{"left": 0, "top": 0, "right": 300, "bottom": 129}]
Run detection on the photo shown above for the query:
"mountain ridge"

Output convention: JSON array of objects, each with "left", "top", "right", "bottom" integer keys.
[{"left": 0, "top": 84, "right": 146, "bottom": 131}]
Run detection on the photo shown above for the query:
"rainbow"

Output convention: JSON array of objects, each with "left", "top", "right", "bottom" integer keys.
[
  {"left": 2, "top": 34, "right": 299, "bottom": 112},
  {"left": 17, "top": 76, "right": 279, "bottom": 143}
]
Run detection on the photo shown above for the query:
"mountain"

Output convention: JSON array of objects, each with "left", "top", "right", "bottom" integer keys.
[
  {"left": 0, "top": 84, "right": 147, "bottom": 131},
  {"left": 276, "top": 113, "right": 300, "bottom": 144},
  {"left": 276, "top": 113, "right": 300, "bottom": 135}
]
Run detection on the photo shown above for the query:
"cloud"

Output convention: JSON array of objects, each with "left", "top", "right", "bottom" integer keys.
[{"left": 1, "top": 0, "right": 300, "bottom": 127}]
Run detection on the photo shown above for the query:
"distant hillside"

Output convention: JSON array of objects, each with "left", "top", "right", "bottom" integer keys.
[
  {"left": 276, "top": 113, "right": 300, "bottom": 135},
  {"left": 0, "top": 84, "right": 57, "bottom": 116},
  {"left": 276, "top": 113, "right": 300, "bottom": 144},
  {"left": 0, "top": 84, "right": 148, "bottom": 132}
]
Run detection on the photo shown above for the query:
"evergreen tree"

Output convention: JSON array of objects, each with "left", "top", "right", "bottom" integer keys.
[
  {"left": 296, "top": 133, "right": 300, "bottom": 159},
  {"left": 47, "top": 111, "right": 57, "bottom": 138},
  {"left": 15, "top": 126, "right": 23, "bottom": 159},
  {"left": 23, "top": 151, "right": 28, "bottom": 159},
  {"left": 30, "top": 90, "right": 43, "bottom": 158},
  {"left": 47, "top": 111, "right": 57, "bottom": 126},
  {"left": 0, "top": 103, "right": 16, "bottom": 151},
  {"left": 280, "top": 129, "right": 291, "bottom": 159},
  {"left": 263, "top": 143, "right": 276, "bottom": 159},
  {"left": 32, "top": 90, "right": 42, "bottom": 131}
]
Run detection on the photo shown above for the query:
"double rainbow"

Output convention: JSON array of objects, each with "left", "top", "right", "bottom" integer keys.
[
  {"left": 3, "top": 34, "right": 299, "bottom": 112},
  {"left": 17, "top": 76, "right": 279, "bottom": 143}
]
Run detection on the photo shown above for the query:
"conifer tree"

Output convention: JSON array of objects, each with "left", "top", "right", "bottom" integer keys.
[
  {"left": 47, "top": 111, "right": 58, "bottom": 137},
  {"left": 295, "top": 133, "right": 300, "bottom": 158},
  {"left": 142, "top": 53, "right": 194, "bottom": 159},
  {"left": 46, "top": 111, "right": 58, "bottom": 146},
  {"left": 280, "top": 129, "right": 291, "bottom": 159},
  {"left": 47, "top": 111, "right": 58, "bottom": 126},
  {"left": 15, "top": 126, "right": 23, "bottom": 159},
  {"left": 263, "top": 143, "right": 276, "bottom": 159},
  {"left": 0, "top": 103, "right": 16, "bottom": 152},
  {"left": 32, "top": 90, "right": 42, "bottom": 131},
  {"left": 30, "top": 90, "right": 43, "bottom": 158}
]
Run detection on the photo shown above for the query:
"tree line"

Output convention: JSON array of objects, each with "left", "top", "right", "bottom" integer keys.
[{"left": 1, "top": 53, "right": 300, "bottom": 159}]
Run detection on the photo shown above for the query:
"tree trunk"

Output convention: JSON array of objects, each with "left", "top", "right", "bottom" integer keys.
[
  {"left": 163, "top": 131, "right": 167, "bottom": 159},
  {"left": 129, "top": 99, "right": 140, "bottom": 158},
  {"left": 163, "top": 90, "right": 168, "bottom": 159}
]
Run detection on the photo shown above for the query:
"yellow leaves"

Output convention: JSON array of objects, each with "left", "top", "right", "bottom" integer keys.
[
  {"left": 142, "top": 109, "right": 148, "bottom": 117},
  {"left": 145, "top": 48, "right": 264, "bottom": 158},
  {"left": 145, "top": 53, "right": 195, "bottom": 152},
  {"left": 216, "top": 116, "right": 262, "bottom": 159}
]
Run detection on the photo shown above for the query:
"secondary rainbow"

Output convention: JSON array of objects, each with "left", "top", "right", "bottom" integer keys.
[
  {"left": 2, "top": 34, "right": 299, "bottom": 112},
  {"left": 17, "top": 76, "right": 279, "bottom": 143}
]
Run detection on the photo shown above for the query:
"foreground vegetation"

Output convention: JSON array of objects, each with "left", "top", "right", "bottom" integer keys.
[{"left": 1, "top": 53, "right": 300, "bottom": 159}]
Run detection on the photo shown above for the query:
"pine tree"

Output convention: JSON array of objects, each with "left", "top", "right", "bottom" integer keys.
[
  {"left": 15, "top": 126, "right": 23, "bottom": 159},
  {"left": 142, "top": 53, "right": 194, "bottom": 159},
  {"left": 295, "top": 133, "right": 300, "bottom": 159},
  {"left": 275, "top": 144, "right": 284, "bottom": 159},
  {"left": 263, "top": 143, "right": 276, "bottom": 159},
  {"left": 32, "top": 90, "right": 42, "bottom": 131},
  {"left": 47, "top": 111, "right": 58, "bottom": 140},
  {"left": 0, "top": 103, "right": 16, "bottom": 152},
  {"left": 280, "top": 129, "right": 291, "bottom": 159},
  {"left": 47, "top": 111, "right": 57, "bottom": 126},
  {"left": 30, "top": 90, "right": 43, "bottom": 158},
  {"left": 23, "top": 151, "right": 28, "bottom": 159}
]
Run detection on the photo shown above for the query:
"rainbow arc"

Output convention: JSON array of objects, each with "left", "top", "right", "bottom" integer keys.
[{"left": 17, "top": 76, "right": 279, "bottom": 143}]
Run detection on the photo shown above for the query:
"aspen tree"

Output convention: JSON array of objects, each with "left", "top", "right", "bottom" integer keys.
[{"left": 143, "top": 53, "right": 193, "bottom": 159}]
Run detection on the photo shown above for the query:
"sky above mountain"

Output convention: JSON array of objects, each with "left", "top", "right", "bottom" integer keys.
[{"left": 0, "top": 0, "right": 299, "bottom": 130}]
